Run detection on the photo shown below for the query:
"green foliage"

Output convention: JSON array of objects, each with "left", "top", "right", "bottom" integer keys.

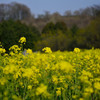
[
  {"left": 70, "top": 24, "right": 79, "bottom": 36},
  {"left": 35, "top": 30, "right": 71, "bottom": 51},
  {"left": 55, "top": 21, "right": 68, "bottom": 34},
  {"left": 39, "top": 21, "right": 70, "bottom": 51},
  {"left": 42, "top": 22, "right": 55, "bottom": 34},
  {"left": 75, "top": 28, "right": 88, "bottom": 49},
  {"left": 85, "top": 17, "right": 100, "bottom": 48},
  {"left": 0, "top": 15, "right": 100, "bottom": 52},
  {"left": 75, "top": 17, "right": 100, "bottom": 49},
  {"left": 40, "top": 16, "right": 100, "bottom": 51},
  {"left": 0, "top": 20, "right": 40, "bottom": 52},
  {"left": 42, "top": 21, "right": 68, "bottom": 35}
]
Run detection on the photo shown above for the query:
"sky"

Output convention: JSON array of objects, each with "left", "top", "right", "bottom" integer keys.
[{"left": 0, "top": 0, "right": 100, "bottom": 17}]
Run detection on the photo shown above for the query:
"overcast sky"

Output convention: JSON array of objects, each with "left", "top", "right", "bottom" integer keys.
[{"left": 0, "top": 0, "right": 100, "bottom": 17}]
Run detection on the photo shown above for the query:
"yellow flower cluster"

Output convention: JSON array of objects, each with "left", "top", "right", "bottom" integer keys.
[
  {"left": 74, "top": 47, "right": 80, "bottom": 53},
  {"left": 0, "top": 48, "right": 6, "bottom": 54},
  {"left": 36, "top": 84, "right": 49, "bottom": 96},
  {"left": 26, "top": 49, "right": 32, "bottom": 54},
  {"left": 56, "top": 88, "right": 61, "bottom": 96},
  {"left": 94, "top": 82, "right": 100, "bottom": 90},
  {"left": 9, "top": 45, "right": 21, "bottom": 53},
  {"left": 18, "top": 37, "right": 26, "bottom": 44},
  {"left": 42, "top": 47, "right": 52, "bottom": 53},
  {"left": 0, "top": 38, "right": 99, "bottom": 100}
]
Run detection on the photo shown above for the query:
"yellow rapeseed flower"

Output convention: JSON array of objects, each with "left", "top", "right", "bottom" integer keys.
[
  {"left": 26, "top": 49, "right": 33, "bottom": 54},
  {"left": 59, "top": 61, "right": 73, "bottom": 73},
  {"left": 74, "top": 48, "right": 80, "bottom": 53},
  {"left": 0, "top": 77, "right": 7, "bottom": 85},
  {"left": 84, "top": 87, "right": 93, "bottom": 93},
  {"left": 52, "top": 75, "right": 58, "bottom": 84},
  {"left": 22, "top": 68, "right": 34, "bottom": 79},
  {"left": 28, "top": 85, "right": 32, "bottom": 90},
  {"left": 19, "top": 37, "right": 26, "bottom": 44},
  {"left": 42, "top": 47, "right": 52, "bottom": 53},
  {"left": 56, "top": 88, "right": 61, "bottom": 96},
  {"left": 94, "top": 82, "right": 100, "bottom": 90},
  {"left": 0, "top": 48, "right": 6, "bottom": 54},
  {"left": 36, "top": 84, "right": 47, "bottom": 95}
]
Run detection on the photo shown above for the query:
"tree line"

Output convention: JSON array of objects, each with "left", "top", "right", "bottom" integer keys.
[{"left": 0, "top": 2, "right": 100, "bottom": 52}]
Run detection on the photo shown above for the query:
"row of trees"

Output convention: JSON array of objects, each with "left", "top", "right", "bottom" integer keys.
[
  {"left": 0, "top": 2, "right": 100, "bottom": 31},
  {"left": 35, "top": 16, "right": 100, "bottom": 51},
  {"left": 0, "top": 2, "right": 100, "bottom": 20},
  {"left": 0, "top": 2, "right": 100, "bottom": 51},
  {"left": 0, "top": 2, "right": 32, "bottom": 20},
  {"left": 0, "top": 16, "right": 100, "bottom": 52}
]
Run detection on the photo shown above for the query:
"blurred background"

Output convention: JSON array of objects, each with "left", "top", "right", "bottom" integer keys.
[{"left": 0, "top": 0, "right": 100, "bottom": 52}]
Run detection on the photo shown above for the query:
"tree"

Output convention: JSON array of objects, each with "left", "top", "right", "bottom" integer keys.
[
  {"left": 64, "top": 10, "right": 72, "bottom": 17},
  {"left": 91, "top": 5, "right": 100, "bottom": 17},
  {"left": 50, "top": 12, "right": 61, "bottom": 22},
  {"left": 73, "top": 10, "right": 80, "bottom": 16},
  {"left": 0, "top": 2, "right": 32, "bottom": 21},
  {"left": 55, "top": 21, "right": 68, "bottom": 34},
  {"left": 70, "top": 24, "right": 79, "bottom": 36},
  {"left": 75, "top": 28, "right": 88, "bottom": 49},
  {"left": 42, "top": 21, "right": 68, "bottom": 35},
  {"left": 85, "top": 17, "right": 100, "bottom": 48},
  {"left": 42, "top": 22, "right": 55, "bottom": 34},
  {"left": 35, "top": 30, "right": 71, "bottom": 51},
  {"left": 0, "top": 20, "right": 40, "bottom": 52}
]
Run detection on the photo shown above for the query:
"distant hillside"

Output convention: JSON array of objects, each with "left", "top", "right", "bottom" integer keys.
[{"left": 0, "top": 2, "right": 100, "bottom": 31}]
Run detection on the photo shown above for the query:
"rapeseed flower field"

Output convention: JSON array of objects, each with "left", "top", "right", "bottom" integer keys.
[{"left": 0, "top": 37, "right": 100, "bottom": 100}]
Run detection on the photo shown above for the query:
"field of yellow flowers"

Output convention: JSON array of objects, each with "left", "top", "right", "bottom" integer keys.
[{"left": 0, "top": 37, "right": 100, "bottom": 100}]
